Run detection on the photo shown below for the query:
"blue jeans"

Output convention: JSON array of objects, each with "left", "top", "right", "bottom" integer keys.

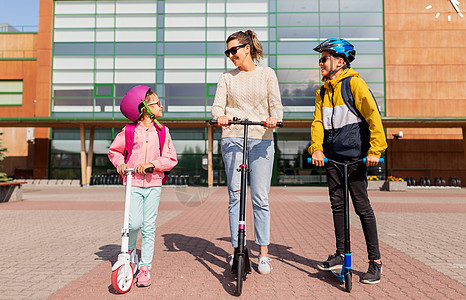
[
  {"left": 221, "top": 137, "right": 275, "bottom": 248},
  {"left": 128, "top": 186, "right": 161, "bottom": 270}
]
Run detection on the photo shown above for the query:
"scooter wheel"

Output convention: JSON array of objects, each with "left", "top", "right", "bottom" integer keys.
[
  {"left": 111, "top": 264, "right": 134, "bottom": 294},
  {"left": 344, "top": 271, "right": 352, "bottom": 292},
  {"left": 236, "top": 255, "right": 244, "bottom": 296}
]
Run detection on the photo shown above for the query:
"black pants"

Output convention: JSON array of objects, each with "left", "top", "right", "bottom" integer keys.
[{"left": 325, "top": 159, "right": 381, "bottom": 261}]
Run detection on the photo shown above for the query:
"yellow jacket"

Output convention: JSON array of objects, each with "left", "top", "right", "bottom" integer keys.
[{"left": 308, "top": 67, "right": 387, "bottom": 158}]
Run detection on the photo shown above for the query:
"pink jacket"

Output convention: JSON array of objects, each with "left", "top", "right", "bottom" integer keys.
[{"left": 108, "top": 121, "right": 178, "bottom": 187}]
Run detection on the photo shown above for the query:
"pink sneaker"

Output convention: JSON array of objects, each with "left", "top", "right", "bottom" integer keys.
[{"left": 136, "top": 266, "right": 151, "bottom": 287}]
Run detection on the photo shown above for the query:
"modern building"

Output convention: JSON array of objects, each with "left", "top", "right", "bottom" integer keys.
[{"left": 1, "top": 0, "right": 465, "bottom": 186}]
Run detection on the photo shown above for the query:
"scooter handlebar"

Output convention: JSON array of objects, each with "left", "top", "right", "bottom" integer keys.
[
  {"left": 107, "top": 167, "right": 154, "bottom": 175},
  {"left": 209, "top": 119, "right": 283, "bottom": 128},
  {"left": 307, "top": 157, "right": 384, "bottom": 164}
]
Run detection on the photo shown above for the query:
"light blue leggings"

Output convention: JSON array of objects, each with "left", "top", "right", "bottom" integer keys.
[{"left": 128, "top": 186, "right": 161, "bottom": 270}]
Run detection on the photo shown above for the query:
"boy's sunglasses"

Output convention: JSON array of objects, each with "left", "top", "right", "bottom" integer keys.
[
  {"left": 224, "top": 44, "right": 247, "bottom": 57},
  {"left": 319, "top": 56, "right": 332, "bottom": 64}
]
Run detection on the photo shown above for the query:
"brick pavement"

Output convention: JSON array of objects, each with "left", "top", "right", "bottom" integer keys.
[{"left": 0, "top": 185, "right": 465, "bottom": 299}]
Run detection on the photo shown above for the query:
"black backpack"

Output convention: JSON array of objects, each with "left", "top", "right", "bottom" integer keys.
[{"left": 319, "top": 75, "right": 380, "bottom": 120}]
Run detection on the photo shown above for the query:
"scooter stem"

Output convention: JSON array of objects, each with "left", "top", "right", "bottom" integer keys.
[
  {"left": 121, "top": 169, "right": 133, "bottom": 253},
  {"left": 238, "top": 122, "right": 249, "bottom": 253}
]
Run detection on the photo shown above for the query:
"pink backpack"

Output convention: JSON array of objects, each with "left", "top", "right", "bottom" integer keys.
[{"left": 123, "top": 122, "right": 169, "bottom": 184}]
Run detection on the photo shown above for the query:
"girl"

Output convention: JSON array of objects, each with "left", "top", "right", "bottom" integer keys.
[
  {"left": 108, "top": 86, "right": 178, "bottom": 287},
  {"left": 211, "top": 30, "right": 283, "bottom": 275}
]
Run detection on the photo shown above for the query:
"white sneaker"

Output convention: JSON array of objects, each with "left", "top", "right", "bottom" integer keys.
[
  {"left": 227, "top": 254, "right": 234, "bottom": 268},
  {"left": 258, "top": 257, "right": 272, "bottom": 274}
]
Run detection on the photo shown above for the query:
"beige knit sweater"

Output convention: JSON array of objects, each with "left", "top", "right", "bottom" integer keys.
[{"left": 211, "top": 66, "right": 284, "bottom": 140}]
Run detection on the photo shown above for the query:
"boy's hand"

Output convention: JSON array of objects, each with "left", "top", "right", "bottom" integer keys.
[
  {"left": 117, "top": 164, "right": 127, "bottom": 176},
  {"left": 365, "top": 155, "right": 380, "bottom": 167},
  {"left": 312, "top": 150, "right": 326, "bottom": 167},
  {"left": 135, "top": 163, "right": 154, "bottom": 175}
]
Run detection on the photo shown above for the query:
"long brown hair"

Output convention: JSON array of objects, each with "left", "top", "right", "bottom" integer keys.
[{"left": 226, "top": 30, "right": 264, "bottom": 62}]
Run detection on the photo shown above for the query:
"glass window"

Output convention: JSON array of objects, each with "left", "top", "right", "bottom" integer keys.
[
  {"left": 116, "top": 29, "right": 157, "bottom": 42},
  {"left": 114, "top": 70, "right": 156, "bottom": 83},
  {"left": 55, "top": 1, "right": 95, "bottom": 14},
  {"left": 95, "top": 57, "right": 114, "bottom": 69},
  {"left": 54, "top": 29, "right": 95, "bottom": 42},
  {"left": 165, "top": 84, "right": 205, "bottom": 98},
  {"left": 165, "top": 56, "right": 205, "bottom": 69},
  {"left": 320, "top": 13, "right": 339, "bottom": 26},
  {"left": 115, "top": 1, "right": 157, "bottom": 14},
  {"left": 95, "top": 70, "right": 114, "bottom": 83},
  {"left": 54, "top": 15, "right": 95, "bottom": 28},
  {"left": 97, "top": 1, "right": 115, "bottom": 14},
  {"left": 165, "top": 42, "right": 205, "bottom": 54},
  {"left": 53, "top": 70, "right": 94, "bottom": 84},
  {"left": 165, "top": 70, "right": 205, "bottom": 83},
  {"left": 96, "top": 29, "right": 115, "bottom": 42},
  {"left": 351, "top": 55, "right": 384, "bottom": 68},
  {"left": 115, "top": 56, "right": 156, "bottom": 69},
  {"left": 340, "top": 0, "right": 382, "bottom": 11},
  {"left": 165, "top": 0, "right": 205, "bottom": 13},
  {"left": 277, "top": 55, "right": 315, "bottom": 68},
  {"left": 0, "top": 80, "right": 23, "bottom": 106},
  {"left": 53, "top": 86, "right": 93, "bottom": 97},
  {"left": 277, "top": 42, "right": 315, "bottom": 54},
  {"left": 277, "top": 0, "right": 318, "bottom": 12},
  {"left": 356, "top": 69, "right": 384, "bottom": 83},
  {"left": 166, "top": 15, "right": 206, "bottom": 27},
  {"left": 277, "top": 69, "right": 315, "bottom": 83},
  {"left": 115, "top": 84, "right": 155, "bottom": 98},
  {"left": 277, "top": 13, "right": 319, "bottom": 27},
  {"left": 227, "top": 15, "right": 268, "bottom": 27},
  {"left": 320, "top": 0, "right": 338, "bottom": 12},
  {"left": 115, "top": 42, "right": 156, "bottom": 55},
  {"left": 277, "top": 28, "right": 319, "bottom": 41},
  {"left": 341, "top": 27, "right": 383, "bottom": 41},
  {"left": 165, "top": 29, "right": 206, "bottom": 42},
  {"left": 319, "top": 27, "right": 340, "bottom": 38},
  {"left": 96, "top": 16, "right": 115, "bottom": 28},
  {"left": 96, "top": 42, "right": 115, "bottom": 55},
  {"left": 116, "top": 15, "right": 157, "bottom": 28},
  {"left": 340, "top": 13, "right": 382, "bottom": 26},
  {"left": 53, "top": 56, "right": 94, "bottom": 70},
  {"left": 227, "top": 0, "right": 268, "bottom": 13}
]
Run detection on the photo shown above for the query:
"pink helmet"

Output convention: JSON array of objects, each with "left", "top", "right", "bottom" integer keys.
[{"left": 120, "top": 85, "right": 151, "bottom": 122}]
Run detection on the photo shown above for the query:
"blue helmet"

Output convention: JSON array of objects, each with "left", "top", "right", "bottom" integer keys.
[{"left": 314, "top": 38, "right": 356, "bottom": 63}]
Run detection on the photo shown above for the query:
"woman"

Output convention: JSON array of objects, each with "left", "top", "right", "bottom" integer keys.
[{"left": 211, "top": 30, "right": 283, "bottom": 274}]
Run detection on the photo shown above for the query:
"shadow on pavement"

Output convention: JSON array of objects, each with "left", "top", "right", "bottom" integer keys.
[
  {"left": 162, "top": 233, "right": 238, "bottom": 296},
  {"left": 217, "top": 237, "right": 355, "bottom": 293}
]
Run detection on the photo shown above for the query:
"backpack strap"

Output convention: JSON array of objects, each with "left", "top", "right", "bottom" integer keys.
[
  {"left": 124, "top": 121, "right": 169, "bottom": 184},
  {"left": 319, "top": 85, "right": 326, "bottom": 103},
  {"left": 124, "top": 123, "right": 136, "bottom": 164},
  {"left": 341, "top": 76, "right": 362, "bottom": 118}
]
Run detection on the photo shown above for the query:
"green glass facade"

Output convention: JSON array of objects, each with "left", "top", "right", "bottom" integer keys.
[{"left": 50, "top": 0, "right": 385, "bottom": 184}]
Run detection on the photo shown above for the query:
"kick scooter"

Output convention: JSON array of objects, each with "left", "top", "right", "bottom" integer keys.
[
  {"left": 308, "top": 157, "right": 384, "bottom": 292},
  {"left": 109, "top": 167, "right": 153, "bottom": 294},
  {"left": 210, "top": 117, "right": 283, "bottom": 296}
]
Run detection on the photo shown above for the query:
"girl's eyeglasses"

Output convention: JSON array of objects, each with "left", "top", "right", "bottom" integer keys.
[
  {"left": 224, "top": 44, "right": 247, "bottom": 57},
  {"left": 319, "top": 56, "right": 332, "bottom": 64},
  {"left": 146, "top": 101, "right": 162, "bottom": 107}
]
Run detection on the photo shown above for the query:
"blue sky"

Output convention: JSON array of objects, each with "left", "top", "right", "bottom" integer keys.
[{"left": 0, "top": 0, "right": 40, "bottom": 27}]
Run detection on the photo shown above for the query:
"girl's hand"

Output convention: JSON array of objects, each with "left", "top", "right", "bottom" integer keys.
[
  {"left": 117, "top": 164, "right": 127, "bottom": 176},
  {"left": 265, "top": 117, "right": 279, "bottom": 128},
  {"left": 217, "top": 115, "right": 230, "bottom": 127},
  {"left": 312, "top": 150, "right": 326, "bottom": 167},
  {"left": 135, "top": 163, "right": 154, "bottom": 175}
]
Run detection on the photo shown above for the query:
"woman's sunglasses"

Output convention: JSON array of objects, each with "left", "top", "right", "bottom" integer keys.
[
  {"left": 319, "top": 56, "right": 332, "bottom": 64},
  {"left": 146, "top": 101, "right": 162, "bottom": 107},
  {"left": 224, "top": 44, "right": 247, "bottom": 57}
]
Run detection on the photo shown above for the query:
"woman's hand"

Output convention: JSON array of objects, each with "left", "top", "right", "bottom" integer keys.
[
  {"left": 134, "top": 163, "right": 155, "bottom": 175},
  {"left": 116, "top": 164, "right": 127, "bottom": 176},
  {"left": 311, "top": 150, "right": 326, "bottom": 167},
  {"left": 217, "top": 115, "right": 230, "bottom": 127},
  {"left": 265, "top": 117, "right": 279, "bottom": 128}
]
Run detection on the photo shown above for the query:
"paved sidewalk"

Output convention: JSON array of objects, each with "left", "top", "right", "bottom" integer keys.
[{"left": 0, "top": 185, "right": 465, "bottom": 299}]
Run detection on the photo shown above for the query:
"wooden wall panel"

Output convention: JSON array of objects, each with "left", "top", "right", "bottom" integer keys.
[{"left": 384, "top": 0, "right": 466, "bottom": 185}]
